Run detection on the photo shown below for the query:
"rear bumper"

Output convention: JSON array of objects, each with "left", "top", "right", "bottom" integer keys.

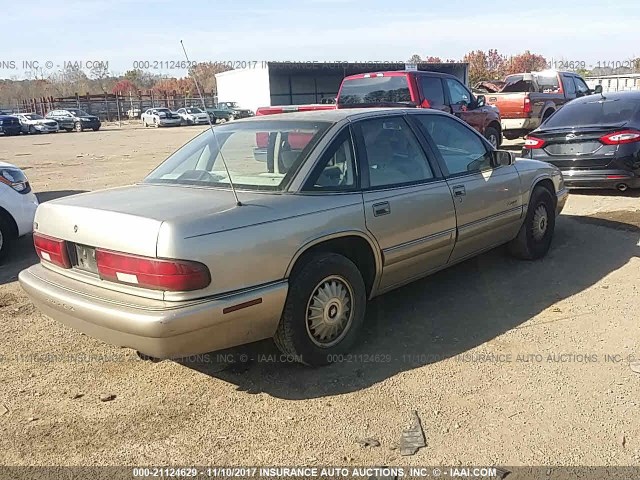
[
  {"left": 560, "top": 169, "right": 640, "bottom": 189},
  {"left": 19, "top": 264, "right": 288, "bottom": 359}
]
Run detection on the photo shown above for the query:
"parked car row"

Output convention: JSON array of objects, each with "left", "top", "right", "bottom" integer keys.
[
  {"left": 0, "top": 102, "right": 255, "bottom": 136},
  {"left": 140, "top": 103, "right": 255, "bottom": 128},
  {"left": 0, "top": 109, "right": 102, "bottom": 135}
]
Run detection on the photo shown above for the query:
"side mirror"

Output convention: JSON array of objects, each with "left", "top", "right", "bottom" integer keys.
[
  {"left": 476, "top": 95, "right": 486, "bottom": 108},
  {"left": 593, "top": 85, "right": 603, "bottom": 94},
  {"left": 492, "top": 150, "right": 514, "bottom": 167}
]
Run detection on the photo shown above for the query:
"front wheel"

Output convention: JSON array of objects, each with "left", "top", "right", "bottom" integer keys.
[
  {"left": 274, "top": 253, "right": 367, "bottom": 366},
  {"left": 508, "top": 186, "right": 556, "bottom": 260},
  {"left": 74, "top": 121, "right": 83, "bottom": 132},
  {"left": 484, "top": 126, "right": 501, "bottom": 148}
]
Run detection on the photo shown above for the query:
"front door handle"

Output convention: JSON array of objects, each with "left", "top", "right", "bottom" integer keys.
[
  {"left": 452, "top": 185, "right": 466, "bottom": 197},
  {"left": 373, "top": 201, "right": 391, "bottom": 217}
]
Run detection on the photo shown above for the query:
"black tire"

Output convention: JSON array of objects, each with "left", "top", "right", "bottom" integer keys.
[
  {"left": 29, "top": 125, "right": 37, "bottom": 134},
  {"left": 274, "top": 253, "right": 367, "bottom": 366},
  {"left": 92, "top": 127, "right": 100, "bottom": 131},
  {"left": 74, "top": 121, "right": 83, "bottom": 132},
  {"left": 542, "top": 109, "right": 555, "bottom": 123},
  {"left": 508, "top": 186, "right": 556, "bottom": 260},
  {"left": 504, "top": 132, "right": 519, "bottom": 141},
  {"left": 484, "top": 126, "right": 501, "bottom": 148},
  {"left": 0, "top": 212, "right": 17, "bottom": 263}
]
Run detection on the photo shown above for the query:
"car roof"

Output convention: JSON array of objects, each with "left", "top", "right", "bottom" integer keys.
[
  {"left": 569, "top": 90, "right": 640, "bottom": 104},
  {"left": 344, "top": 70, "right": 458, "bottom": 80},
  {"left": 233, "top": 107, "right": 447, "bottom": 123}
]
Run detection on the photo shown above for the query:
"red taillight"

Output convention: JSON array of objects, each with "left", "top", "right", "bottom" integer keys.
[
  {"left": 599, "top": 130, "right": 640, "bottom": 145},
  {"left": 95, "top": 250, "right": 210, "bottom": 291},
  {"left": 33, "top": 233, "right": 71, "bottom": 269},
  {"left": 523, "top": 97, "right": 532, "bottom": 114},
  {"left": 523, "top": 136, "right": 545, "bottom": 149}
]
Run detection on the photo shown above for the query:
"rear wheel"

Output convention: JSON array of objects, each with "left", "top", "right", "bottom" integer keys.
[
  {"left": 92, "top": 127, "right": 100, "bottom": 131},
  {"left": 0, "top": 212, "right": 17, "bottom": 263},
  {"left": 274, "top": 253, "right": 367, "bottom": 366},
  {"left": 508, "top": 186, "right": 556, "bottom": 260}
]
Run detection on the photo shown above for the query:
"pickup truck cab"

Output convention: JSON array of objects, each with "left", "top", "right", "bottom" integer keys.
[
  {"left": 337, "top": 71, "right": 503, "bottom": 147},
  {"left": 485, "top": 70, "right": 601, "bottom": 140}
]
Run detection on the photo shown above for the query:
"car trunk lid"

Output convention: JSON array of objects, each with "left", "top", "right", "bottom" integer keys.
[
  {"left": 34, "top": 184, "right": 244, "bottom": 258},
  {"left": 532, "top": 124, "right": 625, "bottom": 168}
]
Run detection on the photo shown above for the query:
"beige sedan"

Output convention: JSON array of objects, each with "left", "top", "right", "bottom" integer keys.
[{"left": 19, "top": 108, "right": 568, "bottom": 366}]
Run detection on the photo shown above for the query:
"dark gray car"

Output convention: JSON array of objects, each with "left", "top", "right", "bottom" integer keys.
[{"left": 45, "top": 109, "right": 101, "bottom": 132}]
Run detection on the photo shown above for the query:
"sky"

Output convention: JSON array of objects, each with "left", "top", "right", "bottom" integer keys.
[{"left": 0, "top": 0, "right": 638, "bottom": 79}]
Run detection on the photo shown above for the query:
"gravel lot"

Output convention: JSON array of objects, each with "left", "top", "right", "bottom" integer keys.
[{"left": 0, "top": 125, "right": 639, "bottom": 467}]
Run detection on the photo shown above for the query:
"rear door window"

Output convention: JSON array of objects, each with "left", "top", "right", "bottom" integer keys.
[
  {"left": 563, "top": 75, "right": 577, "bottom": 95},
  {"left": 419, "top": 76, "right": 446, "bottom": 106},
  {"left": 338, "top": 75, "right": 412, "bottom": 105}
]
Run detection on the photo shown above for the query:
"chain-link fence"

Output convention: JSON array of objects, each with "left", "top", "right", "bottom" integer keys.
[{"left": 12, "top": 92, "right": 218, "bottom": 121}]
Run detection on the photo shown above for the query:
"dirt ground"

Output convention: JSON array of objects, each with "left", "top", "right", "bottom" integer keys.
[{"left": 0, "top": 125, "right": 639, "bottom": 467}]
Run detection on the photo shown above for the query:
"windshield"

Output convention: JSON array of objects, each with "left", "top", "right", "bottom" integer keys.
[
  {"left": 542, "top": 98, "right": 640, "bottom": 128},
  {"left": 23, "top": 114, "right": 44, "bottom": 120},
  {"left": 338, "top": 76, "right": 412, "bottom": 105},
  {"left": 68, "top": 109, "right": 90, "bottom": 116},
  {"left": 185, "top": 108, "right": 203, "bottom": 114},
  {"left": 144, "top": 120, "right": 331, "bottom": 191},
  {"left": 156, "top": 108, "right": 171, "bottom": 114}
]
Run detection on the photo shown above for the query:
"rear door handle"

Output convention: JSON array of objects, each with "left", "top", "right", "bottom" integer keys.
[
  {"left": 452, "top": 185, "right": 466, "bottom": 197},
  {"left": 373, "top": 201, "right": 391, "bottom": 217}
]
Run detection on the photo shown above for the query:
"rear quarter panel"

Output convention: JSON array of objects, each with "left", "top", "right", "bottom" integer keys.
[{"left": 156, "top": 193, "right": 381, "bottom": 301}]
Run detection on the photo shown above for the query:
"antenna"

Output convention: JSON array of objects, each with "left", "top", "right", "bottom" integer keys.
[{"left": 180, "top": 40, "right": 242, "bottom": 207}]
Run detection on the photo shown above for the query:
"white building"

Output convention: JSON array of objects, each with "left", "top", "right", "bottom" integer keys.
[{"left": 585, "top": 73, "right": 640, "bottom": 93}]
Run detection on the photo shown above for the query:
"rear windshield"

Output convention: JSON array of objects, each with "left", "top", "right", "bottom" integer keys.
[
  {"left": 543, "top": 98, "right": 640, "bottom": 128},
  {"left": 338, "top": 76, "right": 412, "bottom": 106},
  {"left": 502, "top": 73, "right": 560, "bottom": 93},
  {"left": 144, "top": 120, "right": 331, "bottom": 191}
]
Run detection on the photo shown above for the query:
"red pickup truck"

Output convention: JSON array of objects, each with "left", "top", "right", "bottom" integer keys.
[
  {"left": 484, "top": 70, "right": 601, "bottom": 140},
  {"left": 336, "top": 70, "right": 503, "bottom": 147}
]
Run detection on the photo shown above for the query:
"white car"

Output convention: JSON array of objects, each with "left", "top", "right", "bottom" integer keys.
[
  {"left": 140, "top": 108, "right": 182, "bottom": 127},
  {"left": 0, "top": 162, "right": 38, "bottom": 262},
  {"left": 176, "top": 107, "right": 210, "bottom": 125},
  {"left": 16, "top": 113, "right": 59, "bottom": 134}
]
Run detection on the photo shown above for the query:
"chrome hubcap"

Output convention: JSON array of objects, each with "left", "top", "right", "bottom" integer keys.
[
  {"left": 532, "top": 204, "right": 548, "bottom": 241},
  {"left": 306, "top": 275, "right": 354, "bottom": 348}
]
